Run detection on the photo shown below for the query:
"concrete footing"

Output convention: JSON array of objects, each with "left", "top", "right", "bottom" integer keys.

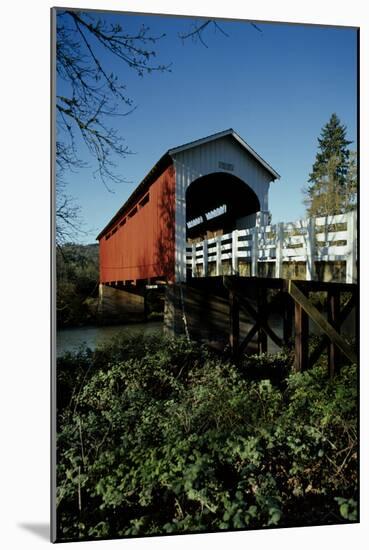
[{"left": 98, "top": 283, "right": 145, "bottom": 324}]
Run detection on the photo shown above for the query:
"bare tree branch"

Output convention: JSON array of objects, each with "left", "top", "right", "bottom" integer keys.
[
  {"left": 178, "top": 19, "right": 261, "bottom": 48},
  {"left": 55, "top": 9, "right": 170, "bottom": 242}
]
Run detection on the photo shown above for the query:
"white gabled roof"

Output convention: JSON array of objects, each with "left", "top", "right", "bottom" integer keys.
[{"left": 168, "top": 128, "right": 280, "bottom": 180}]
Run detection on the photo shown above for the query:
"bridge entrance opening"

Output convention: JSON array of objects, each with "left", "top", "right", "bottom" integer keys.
[{"left": 185, "top": 172, "right": 261, "bottom": 243}]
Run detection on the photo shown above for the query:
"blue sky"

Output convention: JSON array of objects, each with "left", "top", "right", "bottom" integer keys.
[{"left": 57, "top": 11, "right": 358, "bottom": 244}]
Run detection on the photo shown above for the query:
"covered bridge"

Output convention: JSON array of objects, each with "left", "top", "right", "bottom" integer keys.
[{"left": 97, "top": 128, "right": 279, "bottom": 286}]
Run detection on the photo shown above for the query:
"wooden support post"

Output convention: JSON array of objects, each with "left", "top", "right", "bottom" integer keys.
[
  {"left": 144, "top": 289, "right": 149, "bottom": 321},
  {"left": 327, "top": 289, "right": 340, "bottom": 377},
  {"left": 275, "top": 222, "right": 284, "bottom": 279},
  {"left": 203, "top": 239, "right": 208, "bottom": 277},
  {"left": 294, "top": 297, "right": 309, "bottom": 372},
  {"left": 232, "top": 230, "right": 239, "bottom": 275},
  {"left": 229, "top": 289, "right": 239, "bottom": 358},
  {"left": 306, "top": 217, "right": 315, "bottom": 281},
  {"left": 308, "top": 292, "right": 356, "bottom": 369},
  {"left": 288, "top": 280, "right": 357, "bottom": 365},
  {"left": 258, "top": 288, "right": 268, "bottom": 354},
  {"left": 251, "top": 227, "right": 259, "bottom": 277},
  {"left": 283, "top": 292, "right": 293, "bottom": 345},
  {"left": 192, "top": 243, "right": 196, "bottom": 278},
  {"left": 346, "top": 209, "right": 357, "bottom": 284},
  {"left": 216, "top": 236, "right": 222, "bottom": 276}
]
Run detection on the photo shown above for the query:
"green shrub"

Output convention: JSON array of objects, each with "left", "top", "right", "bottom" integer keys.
[{"left": 56, "top": 335, "right": 358, "bottom": 540}]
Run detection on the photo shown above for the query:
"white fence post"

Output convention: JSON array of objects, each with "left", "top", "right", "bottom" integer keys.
[
  {"left": 216, "top": 236, "right": 222, "bottom": 276},
  {"left": 232, "top": 230, "right": 239, "bottom": 275},
  {"left": 346, "top": 209, "right": 357, "bottom": 283},
  {"left": 275, "top": 222, "right": 284, "bottom": 278},
  {"left": 186, "top": 210, "right": 356, "bottom": 282},
  {"left": 203, "top": 239, "right": 208, "bottom": 277},
  {"left": 191, "top": 243, "right": 196, "bottom": 278},
  {"left": 306, "top": 217, "right": 316, "bottom": 281},
  {"left": 251, "top": 227, "right": 258, "bottom": 277}
]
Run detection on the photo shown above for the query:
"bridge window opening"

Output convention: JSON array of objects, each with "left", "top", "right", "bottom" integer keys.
[
  {"left": 205, "top": 204, "right": 227, "bottom": 221},
  {"left": 128, "top": 206, "right": 137, "bottom": 219},
  {"left": 187, "top": 216, "right": 203, "bottom": 229},
  {"left": 139, "top": 193, "right": 150, "bottom": 208}
]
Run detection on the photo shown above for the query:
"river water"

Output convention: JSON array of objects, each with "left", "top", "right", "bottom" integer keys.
[
  {"left": 57, "top": 309, "right": 355, "bottom": 358},
  {"left": 57, "top": 321, "right": 163, "bottom": 357}
]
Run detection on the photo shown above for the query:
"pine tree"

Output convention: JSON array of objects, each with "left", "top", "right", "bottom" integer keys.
[{"left": 304, "top": 113, "right": 356, "bottom": 216}]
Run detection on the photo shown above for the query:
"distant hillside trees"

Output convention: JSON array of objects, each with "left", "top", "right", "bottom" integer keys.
[
  {"left": 304, "top": 113, "right": 357, "bottom": 217},
  {"left": 57, "top": 243, "right": 99, "bottom": 327}
]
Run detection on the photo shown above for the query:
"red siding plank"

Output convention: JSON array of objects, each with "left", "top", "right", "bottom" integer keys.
[{"left": 99, "top": 164, "right": 175, "bottom": 284}]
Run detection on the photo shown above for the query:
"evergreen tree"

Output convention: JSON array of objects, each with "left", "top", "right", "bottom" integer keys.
[{"left": 304, "top": 113, "right": 356, "bottom": 216}]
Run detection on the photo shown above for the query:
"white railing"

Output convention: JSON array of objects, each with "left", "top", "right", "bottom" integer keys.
[{"left": 186, "top": 210, "right": 357, "bottom": 283}]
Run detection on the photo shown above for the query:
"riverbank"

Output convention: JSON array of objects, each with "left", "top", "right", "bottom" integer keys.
[{"left": 56, "top": 320, "right": 163, "bottom": 357}]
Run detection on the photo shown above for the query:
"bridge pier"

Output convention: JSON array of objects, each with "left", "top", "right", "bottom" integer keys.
[
  {"left": 164, "top": 276, "right": 357, "bottom": 376},
  {"left": 98, "top": 283, "right": 145, "bottom": 325}
]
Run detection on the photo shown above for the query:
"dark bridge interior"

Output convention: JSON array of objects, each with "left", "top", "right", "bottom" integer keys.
[{"left": 186, "top": 172, "right": 260, "bottom": 242}]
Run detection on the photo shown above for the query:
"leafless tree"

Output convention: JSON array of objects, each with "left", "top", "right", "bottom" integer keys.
[{"left": 55, "top": 9, "right": 170, "bottom": 242}]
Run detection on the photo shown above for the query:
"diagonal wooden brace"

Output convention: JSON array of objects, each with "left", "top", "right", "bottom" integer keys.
[
  {"left": 238, "top": 293, "right": 283, "bottom": 348},
  {"left": 288, "top": 281, "right": 357, "bottom": 365},
  {"left": 309, "top": 294, "right": 356, "bottom": 368}
]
